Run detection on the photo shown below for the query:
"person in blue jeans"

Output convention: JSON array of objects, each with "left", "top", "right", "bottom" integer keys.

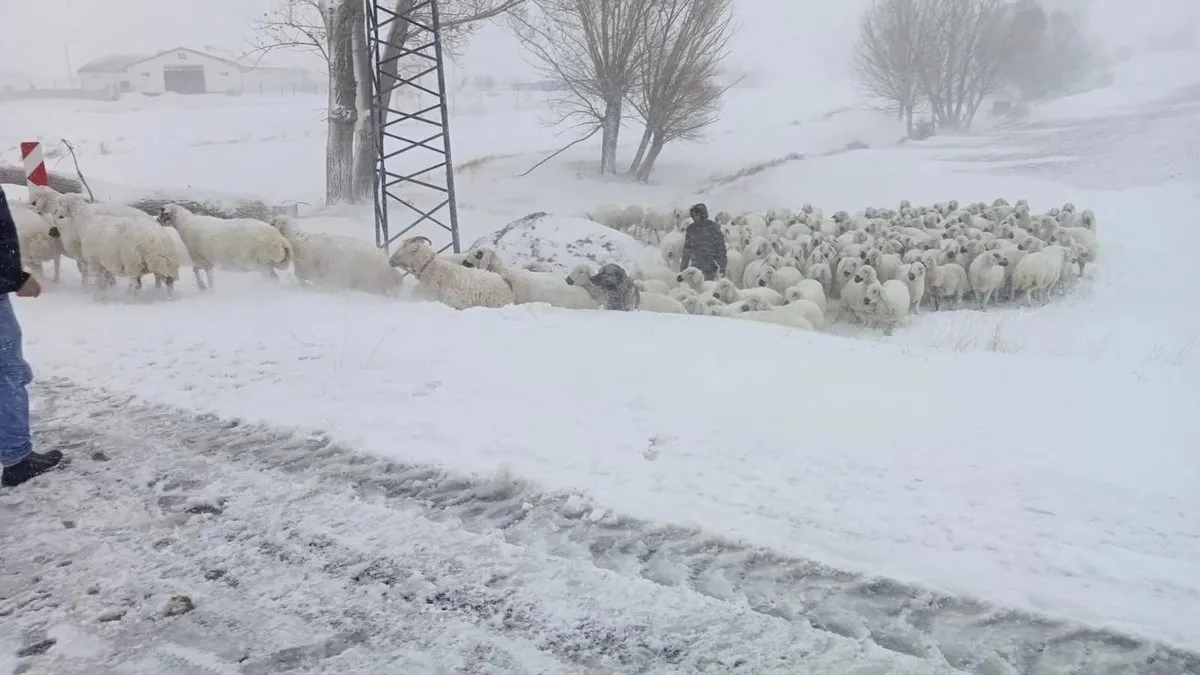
[{"left": 0, "top": 185, "right": 61, "bottom": 487}]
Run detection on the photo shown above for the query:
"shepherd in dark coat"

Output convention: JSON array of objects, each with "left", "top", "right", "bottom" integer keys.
[{"left": 680, "top": 203, "right": 727, "bottom": 281}]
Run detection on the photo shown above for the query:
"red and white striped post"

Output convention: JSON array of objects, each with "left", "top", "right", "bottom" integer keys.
[{"left": 20, "top": 141, "right": 48, "bottom": 188}]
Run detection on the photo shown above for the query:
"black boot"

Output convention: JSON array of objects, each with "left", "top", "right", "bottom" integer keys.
[{"left": 2, "top": 451, "right": 64, "bottom": 487}]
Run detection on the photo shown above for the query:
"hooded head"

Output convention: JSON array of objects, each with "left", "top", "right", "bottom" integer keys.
[{"left": 689, "top": 203, "right": 709, "bottom": 222}]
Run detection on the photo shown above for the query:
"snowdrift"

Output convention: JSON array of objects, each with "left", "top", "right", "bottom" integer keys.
[{"left": 469, "top": 212, "right": 659, "bottom": 273}]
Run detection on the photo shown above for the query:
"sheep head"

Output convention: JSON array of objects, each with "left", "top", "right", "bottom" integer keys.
[
  {"left": 862, "top": 282, "right": 886, "bottom": 307},
  {"left": 157, "top": 204, "right": 185, "bottom": 227},
  {"left": 564, "top": 263, "right": 592, "bottom": 287},
  {"left": 463, "top": 246, "right": 495, "bottom": 271},
  {"left": 268, "top": 214, "right": 297, "bottom": 235},
  {"left": 389, "top": 236, "right": 435, "bottom": 273},
  {"left": 907, "top": 262, "right": 925, "bottom": 281},
  {"left": 711, "top": 278, "right": 738, "bottom": 303},
  {"left": 852, "top": 264, "right": 877, "bottom": 285}
]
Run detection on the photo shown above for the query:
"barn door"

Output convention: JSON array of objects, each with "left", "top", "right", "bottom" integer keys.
[{"left": 164, "top": 65, "right": 206, "bottom": 94}]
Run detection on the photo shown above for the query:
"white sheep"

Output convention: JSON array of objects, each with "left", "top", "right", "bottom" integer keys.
[
  {"left": 723, "top": 249, "right": 747, "bottom": 286},
  {"left": 390, "top": 236, "right": 514, "bottom": 309},
  {"left": 756, "top": 294, "right": 826, "bottom": 329},
  {"left": 638, "top": 292, "right": 688, "bottom": 314},
  {"left": 53, "top": 209, "right": 180, "bottom": 297},
  {"left": 12, "top": 205, "right": 63, "bottom": 282},
  {"left": 763, "top": 264, "right": 804, "bottom": 295},
  {"left": 967, "top": 251, "right": 1008, "bottom": 307},
  {"left": 51, "top": 197, "right": 180, "bottom": 293},
  {"left": 1049, "top": 226, "right": 1098, "bottom": 275},
  {"left": 1010, "top": 244, "right": 1068, "bottom": 305},
  {"left": 269, "top": 216, "right": 401, "bottom": 296},
  {"left": 925, "top": 261, "right": 969, "bottom": 310},
  {"left": 465, "top": 246, "right": 595, "bottom": 309},
  {"left": 676, "top": 266, "right": 718, "bottom": 294},
  {"left": 158, "top": 204, "right": 291, "bottom": 290},
  {"left": 861, "top": 280, "right": 910, "bottom": 335},
  {"left": 781, "top": 279, "right": 827, "bottom": 313},
  {"left": 710, "top": 278, "right": 783, "bottom": 306},
  {"left": 660, "top": 231, "right": 686, "bottom": 271},
  {"left": 840, "top": 264, "right": 876, "bottom": 323},
  {"left": 667, "top": 286, "right": 697, "bottom": 303},
  {"left": 635, "top": 278, "right": 672, "bottom": 295},
  {"left": 897, "top": 261, "right": 926, "bottom": 312}
]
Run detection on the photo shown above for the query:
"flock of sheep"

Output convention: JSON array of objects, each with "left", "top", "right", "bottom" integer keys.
[
  {"left": 386, "top": 196, "right": 1099, "bottom": 336},
  {"left": 577, "top": 198, "right": 1099, "bottom": 333},
  {"left": 14, "top": 186, "right": 404, "bottom": 298},
  {"left": 11, "top": 186, "right": 1098, "bottom": 338}
]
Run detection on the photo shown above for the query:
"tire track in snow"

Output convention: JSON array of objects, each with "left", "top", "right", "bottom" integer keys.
[
  {"left": 6, "top": 378, "right": 1199, "bottom": 674},
  {"left": 2, "top": 379, "right": 948, "bottom": 675}
]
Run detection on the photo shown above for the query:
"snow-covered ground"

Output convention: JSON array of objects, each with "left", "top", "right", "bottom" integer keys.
[{"left": 2, "top": 50, "right": 1200, "bottom": 674}]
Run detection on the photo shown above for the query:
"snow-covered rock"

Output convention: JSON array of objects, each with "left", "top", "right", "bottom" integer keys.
[{"left": 468, "top": 212, "right": 658, "bottom": 274}]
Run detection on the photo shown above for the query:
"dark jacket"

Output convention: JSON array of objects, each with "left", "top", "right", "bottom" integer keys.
[
  {"left": 0, "top": 187, "right": 31, "bottom": 295},
  {"left": 681, "top": 218, "right": 727, "bottom": 281}
]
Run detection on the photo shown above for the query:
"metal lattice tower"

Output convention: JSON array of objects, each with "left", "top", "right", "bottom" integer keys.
[{"left": 365, "top": 0, "right": 461, "bottom": 254}]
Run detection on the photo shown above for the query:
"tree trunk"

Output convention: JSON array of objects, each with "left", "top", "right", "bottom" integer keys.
[
  {"left": 380, "top": 0, "right": 416, "bottom": 114},
  {"left": 627, "top": 125, "right": 652, "bottom": 174},
  {"left": 325, "top": 0, "right": 359, "bottom": 206},
  {"left": 351, "top": 3, "right": 376, "bottom": 203},
  {"left": 635, "top": 133, "right": 666, "bottom": 183},
  {"left": 599, "top": 96, "right": 623, "bottom": 174},
  {"left": 905, "top": 106, "right": 914, "bottom": 138}
]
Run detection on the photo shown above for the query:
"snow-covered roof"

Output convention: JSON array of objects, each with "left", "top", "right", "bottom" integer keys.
[
  {"left": 123, "top": 47, "right": 248, "bottom": 71},
  {"left": 78, "top": 54, "right": 148, "bottom": 73}
]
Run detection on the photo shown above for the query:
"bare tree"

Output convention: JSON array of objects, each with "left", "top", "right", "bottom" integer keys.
[
  {"left": 854, "top": 0, "right": 1018, "bottom": 134},
  {"left": 854, "top": 0, "right": 925, "bottom": 137},
  {"left": 254, "top": 0, "right": 524, "bottom": 205},
  {"left": 250, "top": 0, "right": 331, "bottom": 64},
  {"left": 510, "top": 0, "right": 652, "bottom": 174},
  {"left": 914, "top": 0, "right": 1016, "bottom": 130},
  {"left": 321, "top": 0, "right": 360, "bottom": 205},
  {"left": 626, "top": 0, "right": 733, "bottom": 182}
]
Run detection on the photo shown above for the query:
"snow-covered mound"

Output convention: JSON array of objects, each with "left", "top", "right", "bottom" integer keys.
[{"left": 468, "top": 212, "right": 658, "bottom": 273}]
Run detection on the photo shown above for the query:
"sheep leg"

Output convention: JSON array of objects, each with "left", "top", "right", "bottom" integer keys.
[
  {"left": 76, "top": 260, "right": 88, "bottom": 284},
  {"left": 192, "top": 266, "right": 209, "bottom": 291},
  {"left": 205, "top": 267, "right": 215, "bottom": 289},
  {"left": 52, "top": 255, "right": 61, "bottom": 283},
  {"left": 154, "top": 274, "right": 164, "bottom": 289},
  {"left": 164, "top": 277, "right": 175, "bottom": 299}
]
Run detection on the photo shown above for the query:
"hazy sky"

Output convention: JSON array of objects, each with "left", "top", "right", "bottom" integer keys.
[{"left": 1, "top": 0, "right": 1196, "bottom": 87}]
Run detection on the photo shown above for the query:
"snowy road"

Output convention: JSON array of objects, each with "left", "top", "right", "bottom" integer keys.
[{"left": 2, "top": 380, "right": 1197, "bottom": 675}]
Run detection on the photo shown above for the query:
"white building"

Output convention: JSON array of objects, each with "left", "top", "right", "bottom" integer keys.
[
  {"left": 77, "top": 54, "right": 145, "bottom": 92},
  {"left": 124, "top": 47, "right": 243, "bottom": 95},
  {"left": 76, "top": 47, "right": 322, "bottom": 96}
]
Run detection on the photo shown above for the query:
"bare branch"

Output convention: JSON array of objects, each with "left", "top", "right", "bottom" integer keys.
[
  {"left": 247, "top": 0, "right": 330, "bottom": 64},
  {"left": 627, "top": 0, "right": 733, "bottom": 180},
  {"left": 855, "top": 0, "right": 1018, "bottom": 133},
  {"left": 517, "top": 125, "right": 601, "bottom": 176},
  {"left": 509, "top": 0, "right": 654, "bottom": 173}
]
